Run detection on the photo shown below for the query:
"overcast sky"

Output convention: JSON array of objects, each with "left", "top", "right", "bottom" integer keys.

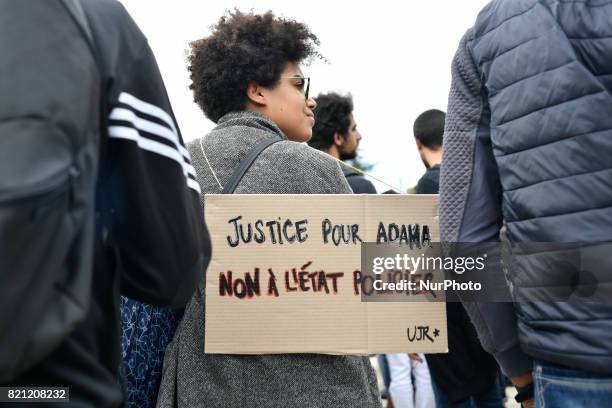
[{"left": 119, "top": 0, "right": 490, "bottom": 192}]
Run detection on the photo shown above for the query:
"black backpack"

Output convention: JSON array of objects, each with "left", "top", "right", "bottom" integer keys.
[{"left": 0, "top": 0, "right": 100, "bottom": 381}]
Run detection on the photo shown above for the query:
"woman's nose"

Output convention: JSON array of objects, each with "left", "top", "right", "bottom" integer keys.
[{"left": 307, "top": 97, "right": 316, "bottom": 109}]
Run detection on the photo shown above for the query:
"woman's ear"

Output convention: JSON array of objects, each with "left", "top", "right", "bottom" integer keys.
[{"left": 246, "top": 82, "right": 266, "bottom": 106}]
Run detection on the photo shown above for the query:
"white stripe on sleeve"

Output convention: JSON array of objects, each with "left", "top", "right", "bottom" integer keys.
[
  {"left": 109, "top": 107, "right": 191, "bottom": 163},
  {"left": 109, "top": 125, "right": 200, "bottom": 194},
  {"left": 118, "top": 92, "right": 178, "bottom": 135}
]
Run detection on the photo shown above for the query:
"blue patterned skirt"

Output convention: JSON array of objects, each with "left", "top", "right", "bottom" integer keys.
[{"left": 120, "top": 297, "right": 184, "bottom": 408}]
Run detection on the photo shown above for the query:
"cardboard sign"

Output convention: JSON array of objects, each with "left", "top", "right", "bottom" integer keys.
[{"left": 204, "top": 194, "right": 447, "bottom": 354}]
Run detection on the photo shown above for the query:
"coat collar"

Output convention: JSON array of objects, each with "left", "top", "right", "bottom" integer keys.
[{"left": 216, "top": 111, "right": 288, "bottom": 140}]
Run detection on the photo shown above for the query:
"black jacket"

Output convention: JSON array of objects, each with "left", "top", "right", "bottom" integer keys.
[
  {"left": 342, "top": 166, "right": 377, "bottom": 194},
  {"left": 415, "top": 165, "right": 440, "bottom": 195},
  {"left": 3, "top": 0, "right": 208, "bottom": 405}
]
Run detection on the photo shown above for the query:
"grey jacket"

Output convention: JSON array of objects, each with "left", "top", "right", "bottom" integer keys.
[
  {"left": 157, "top": 111, "right": 381, "bottom": 407},
  {"left": 440, "top": 0, "right": 612, "bottom": 376}
]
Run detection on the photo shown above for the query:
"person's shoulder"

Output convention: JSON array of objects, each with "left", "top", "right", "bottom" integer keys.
[
  {"left": 187, "top": 124, "right": 241, "bottom": 155},
  {"left": 186, "top": 138, "right": 203, "bottom": 160},
  {"left": 186, "top": 138, "right": 201, "bottom": 152},
  {"left": 82, "top": 0, "right": 131, "bottom": 23},
  {"left": 81, "top": 0, "right": 146, "bottom": 50},
  {"left": 472, "top": 0, "right": 536, "bottom": 40},
  {"left": 416, "top": 169, "right": 440, "bottom": 194},
  {"left": 258, "top": 141, "right": 351, "bottom": 193},
  {"left": 346, "top": 174, "right": 377, "bottom": 194},
  {"left": 267, "top": 141, "right": 339, "bottom": 169},
  {"left": 270, "top": 140, "right": 326, "bottom": 157}
]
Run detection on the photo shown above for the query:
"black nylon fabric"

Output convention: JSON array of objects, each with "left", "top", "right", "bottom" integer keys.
[
  {"left": 2, "top": 0, "right": 207, "bottom": 405},
  {"left": 0, "top": 0, "right": 99, "bottom": 382}
]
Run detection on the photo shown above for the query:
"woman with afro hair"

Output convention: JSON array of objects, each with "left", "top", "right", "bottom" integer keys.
[{"left": 156, "top": 10, "right": 381, "bottom": 408}]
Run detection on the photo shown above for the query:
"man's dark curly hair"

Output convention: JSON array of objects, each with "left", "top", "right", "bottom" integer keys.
[
  {"left": 308, "top": 92, "right": 353, "bottom": 151},
  {"left": 188, "top": 10, "right": 320, "bottom": 123}
]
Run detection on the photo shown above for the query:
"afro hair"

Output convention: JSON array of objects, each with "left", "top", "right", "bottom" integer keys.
[{"left": 188, "top": 10, "right": 320, "bottom": 123}]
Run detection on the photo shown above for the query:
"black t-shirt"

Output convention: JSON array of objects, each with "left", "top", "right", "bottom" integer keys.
[{"left": 415, "top": 164, "right": 440, "bottom": 194}]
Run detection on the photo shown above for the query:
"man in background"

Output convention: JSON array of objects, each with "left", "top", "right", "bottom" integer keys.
[
  {"left": 413, "top": 109, "right": 444, "bottom": 194},
  {"left": 308, "top": 92, "right": 376, "bottom": 193}
]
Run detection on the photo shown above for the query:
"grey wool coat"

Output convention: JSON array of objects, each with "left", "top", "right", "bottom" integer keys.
[{"left": 156, "top": 111, "right": 381, "bottom": 408}]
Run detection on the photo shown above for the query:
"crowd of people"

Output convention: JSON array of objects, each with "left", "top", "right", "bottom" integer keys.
[{"left": 2, "top": 0, "right": 612, "bottom": 407}]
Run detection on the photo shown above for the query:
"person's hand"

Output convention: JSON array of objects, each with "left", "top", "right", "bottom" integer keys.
[
  {"left": 511, "top": 372, "right": 534, "bottom": 408},
  {"left": 521, "top": 399, "right": 535, "bottom": 408},
  {"left": 511, "top": 372, "right": 533, "bottom": 387},
  {"left": 408, "top": 353, "right": 422, "bottom": 363}
]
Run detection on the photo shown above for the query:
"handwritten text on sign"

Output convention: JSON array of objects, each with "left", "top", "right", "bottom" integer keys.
[{"left": 204, "top": 194, "right": 447, "bottom": 355}]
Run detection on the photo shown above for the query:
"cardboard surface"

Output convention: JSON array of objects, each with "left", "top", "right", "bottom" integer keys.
[{"left": 204, "top": 194, "right": 447, "bottom": 354}]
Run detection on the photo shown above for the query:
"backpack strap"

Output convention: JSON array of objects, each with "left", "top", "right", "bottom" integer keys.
[{"left": 222, "top": 136, "right": 282, "bottom": 194}]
